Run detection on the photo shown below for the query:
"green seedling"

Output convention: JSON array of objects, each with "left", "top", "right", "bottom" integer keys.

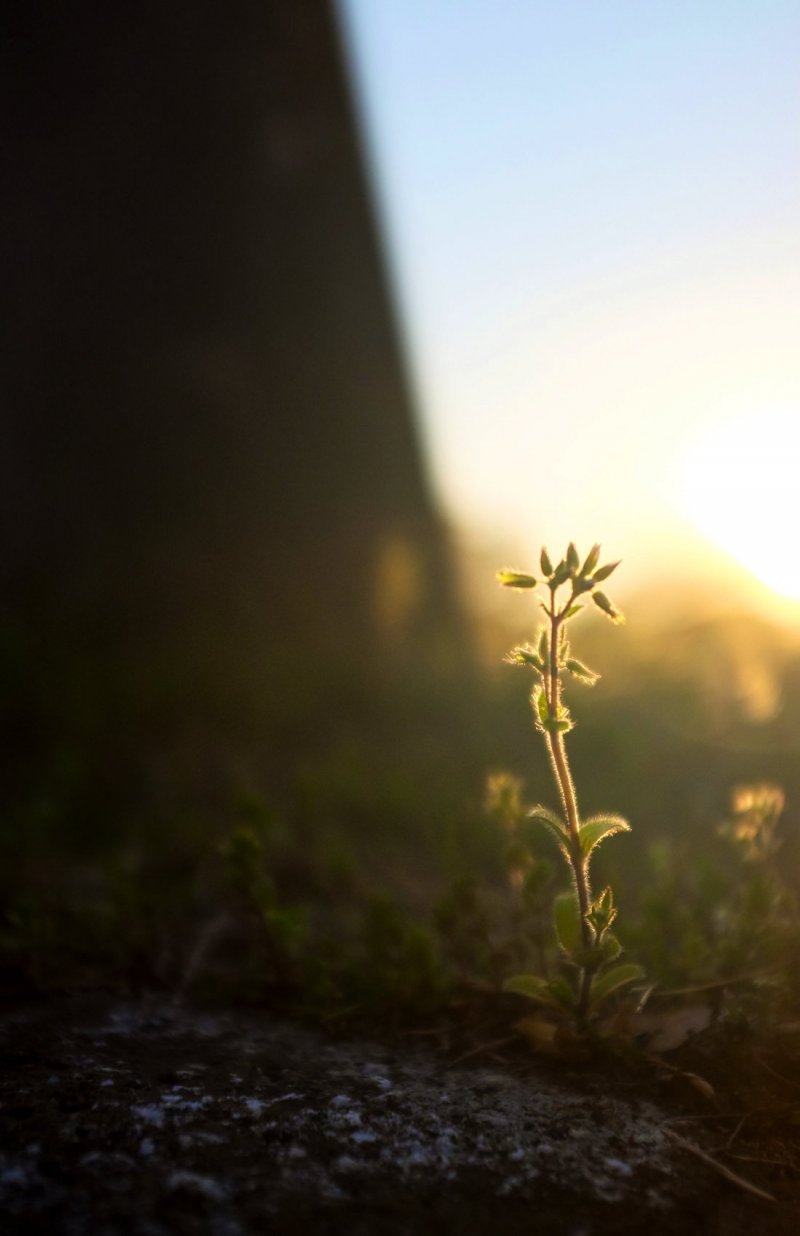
[{"left": 498, "top": 544, "right": 644, "bottom": 1026}]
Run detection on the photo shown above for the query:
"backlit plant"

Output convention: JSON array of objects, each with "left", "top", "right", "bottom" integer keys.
[{"left": 497, "top": 544, "right": 644, "bottom": 1027}]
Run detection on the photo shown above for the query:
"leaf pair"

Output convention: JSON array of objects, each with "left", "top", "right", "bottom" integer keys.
[
  {"left": 531, "top": 689, "right": 573, "bottom": 735},
  {"left": 527, "top": 807, "right": 630, "bottom": 861},
  {"left": 504, "top": 962, "right": 644, "bottom": 1011}
]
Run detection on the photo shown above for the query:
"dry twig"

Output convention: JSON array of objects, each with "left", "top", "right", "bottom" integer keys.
[
  {"left": 442, "top": 1036, "right": 516, "bottom": 1071},
  {"left": 664, "top": 1128, "right": 776, "bottom": 1203},
  {"left": 724, "top": 1113, "right": 748, "bottom": 1149},
  {"left": 728, "top": 1153, "right": 795, "bottom": 1170}
]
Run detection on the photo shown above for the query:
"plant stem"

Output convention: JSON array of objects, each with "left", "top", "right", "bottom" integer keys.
[{"left": 546, "top": 600, "right": 593, "bottom": 1020}]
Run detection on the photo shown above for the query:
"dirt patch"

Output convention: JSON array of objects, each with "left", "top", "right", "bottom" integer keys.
[{"left": 0, "top": 998, "right": 797, "bottom": 1233}]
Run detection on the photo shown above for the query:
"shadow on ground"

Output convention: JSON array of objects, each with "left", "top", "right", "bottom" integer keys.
[{"left": 2, "top": 998, "right": 799, "bottom": 1234}]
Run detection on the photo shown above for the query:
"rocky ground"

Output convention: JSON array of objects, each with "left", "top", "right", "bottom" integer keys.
[{"left": 1, "top": 997, "right": 798, "bottom": 1234}]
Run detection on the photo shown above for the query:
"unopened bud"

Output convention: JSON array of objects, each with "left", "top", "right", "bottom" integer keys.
[
  {"left": 565, "top": 658, "right": 599, "bottom": 683},
  {"left": 592, "top": 560, "right": 620, "bottom": 583},
  {"left": 507, "top": 645, "right": 544, "bottom": 671},
  {"left": 582, "top": 543, "right": 601, "bottom": 575},
  {"left": 593, "top": 591, "right": 624, "bottom": 623},
  {"left": 497, "top": 569, "right": 537, "bottom": 589}
]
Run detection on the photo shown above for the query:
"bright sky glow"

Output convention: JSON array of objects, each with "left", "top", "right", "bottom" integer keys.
[
  {"left": 675, "top": 409, "right": 800, "bottom": 598},
  {"left": 338, "top": 1, "right": 800, "bottom": 593}
]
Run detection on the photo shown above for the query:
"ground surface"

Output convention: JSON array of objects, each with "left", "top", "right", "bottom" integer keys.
[{"left": 1, "top": 997, "right": 798, "bottom": 1234}]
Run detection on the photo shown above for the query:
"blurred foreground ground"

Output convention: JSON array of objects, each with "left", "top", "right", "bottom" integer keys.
[{"left": 4, "top": 996, "right": 800, "bottom": 1235}]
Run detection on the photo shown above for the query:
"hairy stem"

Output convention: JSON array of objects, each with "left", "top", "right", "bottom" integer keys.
[{"left": 546, "top": 603, "right": 593, "bottom": 1020}]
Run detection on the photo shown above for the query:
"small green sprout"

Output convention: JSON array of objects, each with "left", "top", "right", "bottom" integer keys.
[{"left": 497, "top": 544, "right": 644, "bottom": 1027}]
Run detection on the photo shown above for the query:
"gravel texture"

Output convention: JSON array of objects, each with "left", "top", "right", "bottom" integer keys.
[{"left": 0, "top": 998, "right": 791, "bottom": 1234}]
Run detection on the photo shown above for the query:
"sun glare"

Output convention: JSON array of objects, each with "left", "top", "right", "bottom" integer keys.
[{"left": 676, "top": 409, "right": 800, "bottom": 598}]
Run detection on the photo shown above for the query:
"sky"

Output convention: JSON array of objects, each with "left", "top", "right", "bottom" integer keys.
[{"left": 338, "top": 1, "right": 800, "bottom": 603}]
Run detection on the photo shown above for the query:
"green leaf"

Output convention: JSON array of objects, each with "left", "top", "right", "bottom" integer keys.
[
  {"left": 547, "top": 974, "right": 578, "bottom": 1009},
  {"left": 572, "top": 945, "right": 606, "bottom": 970},
  {"left": 554, "top": 890, "right": 582, "bottom": 954},
  {"left": 540, "top": 547, "right": 553, "bottom": 577},
  {"left": 504, "top": 974, "right": 577, "bottom": 1010},
  {"left": 578, "top": 814, "right": 631, "bottom": 858},
  {"left": 586, "top": 885, "right": 617, "bottom": 938},
  {"left": 537, "top": 627, "right": 549, "bottom": 664},
  {"left": 582, "top": 543, "right": 601, "bottom": 575},
  {"left": 527, "top": 805, "right": 569, "bottom": 847},
  {"left": 534, "top": 688, "right": 549, "bottom": 727},
  {"left": 503, "top": 973, "right": 553, "bottom": 1001},
  {"left": 565, "top": 658, "right": 599, "bottom": 684},
  {"left": 590, "top": 963, "right": 645, "bottom": 1004},
  {"left": 566, "top": 542, "right": 580, "bottom": 574},
  {"left": 592, "top": 560, "right": 621, "bottom": 583},
  {"left": 564, "top": 604, "right": 583, "bottom": 619},
  {"left": 542, "top": 702, "right": 573, "bottom": 733},
  {"left": 601, "top": 932, "right": 622, "bottom": 962},
  {"left": 506, "top": 645, "right": 544, "bottom": 670},
  {"left": 497, "top": 569, "right": 537, "bottom": 588},
  {"left": 594, "top": 886, "right": 613, "bottom": 914}
]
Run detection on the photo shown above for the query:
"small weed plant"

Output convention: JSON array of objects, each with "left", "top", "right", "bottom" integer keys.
[{"left": 497, "top": 544, "right": 644, "bottom": 1028}]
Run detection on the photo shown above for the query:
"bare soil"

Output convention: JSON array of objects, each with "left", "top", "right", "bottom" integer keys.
[{"left": 1, "top": 996, "right": 799, "bottom": 1234}]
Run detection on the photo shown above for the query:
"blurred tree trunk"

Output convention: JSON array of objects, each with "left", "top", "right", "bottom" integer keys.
[
  {"left": 0, "top": 1, "right": 463, "bottom": 811},
  {"left": 0, "top": 4, "right": 467, "bottom": 835}
]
